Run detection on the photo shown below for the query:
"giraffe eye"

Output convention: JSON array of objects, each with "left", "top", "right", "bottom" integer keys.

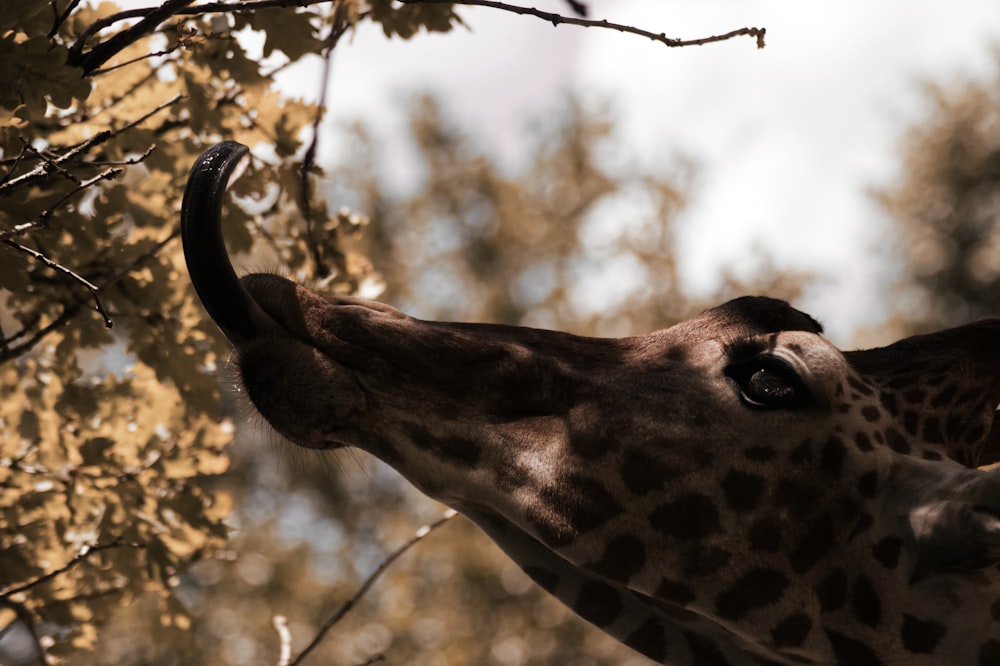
[{"left": 726, "top": 357, "right": 807, "bottom": 409}]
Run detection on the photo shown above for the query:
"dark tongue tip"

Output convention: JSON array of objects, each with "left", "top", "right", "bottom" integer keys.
[{"left": 181, "top": 141, "right": 262, "bottom": 345}]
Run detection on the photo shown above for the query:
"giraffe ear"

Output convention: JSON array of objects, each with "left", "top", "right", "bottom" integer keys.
[
  {"left": 844, "top": 320, "right": 1000, "bottom": 467},
  {"left": 909, "top": 468, "right": 1000, "bottom": 572}
]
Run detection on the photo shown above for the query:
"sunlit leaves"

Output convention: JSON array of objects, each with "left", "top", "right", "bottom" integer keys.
[
  {"left": 1, "top": 0, "right": 91, "bottom": 112},
  {"left": 369, "top": 0, "right": 463, "bottom": 38},
  {"left": 0, "top": 0, "right": 483, "bottom": 660},
  {"left": 3, "top": 0, "right": 51, "bottom": 35},
  {"left": 240, "top": 9, "right": 327, "bottom": 61},
  {"left": 0, "top": 355, "right": 226, "bottom": 653}
]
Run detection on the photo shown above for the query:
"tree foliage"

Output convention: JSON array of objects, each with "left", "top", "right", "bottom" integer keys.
[
  {"left": 0, "top": 1, "right": 457, "bottom": 661},
  {"left": 355, "top": 94, "right": 694, "bottom": 335},
  {"left": 338, "top": 94, "right": 809, "bottom": 338},
  {"left": 875, "top": 48, "right": 1000, "bottom": 331}
]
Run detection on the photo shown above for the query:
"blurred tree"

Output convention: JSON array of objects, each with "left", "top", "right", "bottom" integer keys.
[
  {"left": 875, "top": 48, "right": 1000, "bottom": 332},
  {"left": 356, "top": 93, "right": 694, "bottom": 335},
  {"left": 0, "top": 1, "right": 778, "bottom": 665},
  {"left": 341, "top": 94, "right": 810, "bottom": 336}
]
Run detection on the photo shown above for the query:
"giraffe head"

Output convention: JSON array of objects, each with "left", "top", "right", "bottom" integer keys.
[{"left": 183, "top": 142, "right": 1000, "bottom": 665}]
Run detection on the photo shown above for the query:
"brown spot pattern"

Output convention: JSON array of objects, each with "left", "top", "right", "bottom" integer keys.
[
  {"left": 900, "top": 614, "right": 946, "bottom": 653},
  {"left": 591, "top": 535, "right": 646, "bottom": 582},
  {"left": 715, "top": 568, "right": 789, "bottom": 620},
  {"left": 650, "top": 494, "right": 720, "bottom": 540},
  {"left": 771, "top": 613, "right": 812, "bottom": 647},
  {"left": 852, "top": 575, "right": 881, "bottom": 628},
  {"left": 721, "top": 469, "right": 766, "bottom": 511}
]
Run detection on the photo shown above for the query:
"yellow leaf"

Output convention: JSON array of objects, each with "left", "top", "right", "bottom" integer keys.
[{"left": 70, "top": 620, "right": 98, "bottom": 649}]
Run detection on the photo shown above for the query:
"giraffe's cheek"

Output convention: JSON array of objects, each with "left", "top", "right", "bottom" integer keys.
[{"left": 239, "top": 338, "right": 368, "bottom": 448}]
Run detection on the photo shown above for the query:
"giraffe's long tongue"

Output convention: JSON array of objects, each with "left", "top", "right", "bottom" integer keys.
[{"left": 181, "top": 141, "right": 283, "bottom": 346}]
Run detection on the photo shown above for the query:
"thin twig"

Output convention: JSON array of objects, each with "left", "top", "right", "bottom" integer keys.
[
  {"left": 91, "top": 290, "right": 113, "bottom": 328},
  {"left": 2, "top": 168, "right": 122, "bottom": 248},
  {"left": 3, "top": 238, "right": 113, "bottom": 328},
  {"left": 0, "top": 307, "right": 78, "bottom": 363},
  {"left": 0, "top": 541, "right": 144, "bottom": 598},
  {"left": 1, "top": 95, "right": 177, "bottom": 253},
  {"left": 0, "top": 94, "right": 178, "bottom": 198},
  {"left": 0, "top": 73, "right": 175, "bottom": 339},
  {"left": 0, "top": 168, "right": 123, "bottom": 242},
  {"left": 400, "top": 0, "right": 766, "bottom": 49},
  {"left": 298, "top": 23, "right": 339, "bottom": 279},
  {"left": 49, "top": 0, "right": 84, "bottom": 37},
  {"left": 90, "top": 41, "right": 187, "bottom": 76},
  {"left": 86, "top": 143, "right": 158, "bottom": 168},
  {"left": 298, "top": 10, "right": 356, "bottom": 280},
  {"left": 0, "top": 143, "right": 29, "bottom": 186},
  {"left": 21, "top": 140, "right": 83, "bottom": 185},
  {"left": 288, "top": 510, "right": 458, "bottom": 666},
  {"left": 1, "top": 226, "right": 177, "bottom": 359},
  {"left": 0, "top": 136, "right": 107, "bottom": 194},
  {"left": 274, "top": 615, "right": 292, "bottom": 666},
  {"left": 4, "top": 240, "right": 98, "bottom": 291}
]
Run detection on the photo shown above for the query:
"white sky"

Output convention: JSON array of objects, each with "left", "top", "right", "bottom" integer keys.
[{"left": 290, "top": 0, "right": 1000, "bottom": 342}]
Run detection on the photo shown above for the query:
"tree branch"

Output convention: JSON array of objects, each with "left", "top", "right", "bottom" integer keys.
[
  {"left": 68, "top": 0, "right": 197, "bottom": 75},
  {"left": 400, "top": 0, "right": 766, "bottom": 49},
  {"left": 298, "top": 11, "right": 352, "bottom": 281},
  {"left": 274, "top": 614, "right": 292, "bottom": 666},
  {"left": 1, "top": 191, "right": 177, "bottom": 357},
  {"left": 65, "top": 0, "right": 344, "bottom": 77},
  {"left": 49, "top": 0, "right": 84, "bottom": 38},
  {"left": 2, "top": 239, "right": 113, "bottom": 329},
  {"left": 0, "top": 306, "right": 78, "bottom": 363},
  {"left": 0, "top": 541, "right": 145, "bottom": 599},
  {"left": 288, "top": 510, "right": 457, "bottom": 665},
  {"left": 0, "top": 167, "right": 123, "bottom": 241},
  {"left": 0, "top": 94, "right": 179, "bottom": 200}
]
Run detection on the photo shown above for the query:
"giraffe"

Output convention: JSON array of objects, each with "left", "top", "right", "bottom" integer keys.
[{"left": 181, "top": 141, "right": 1000, "bottom": 665}]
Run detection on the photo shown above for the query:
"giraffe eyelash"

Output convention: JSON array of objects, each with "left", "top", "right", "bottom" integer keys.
[{"left": 722, "top": 336, "right": 772, "bottom": 362}]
